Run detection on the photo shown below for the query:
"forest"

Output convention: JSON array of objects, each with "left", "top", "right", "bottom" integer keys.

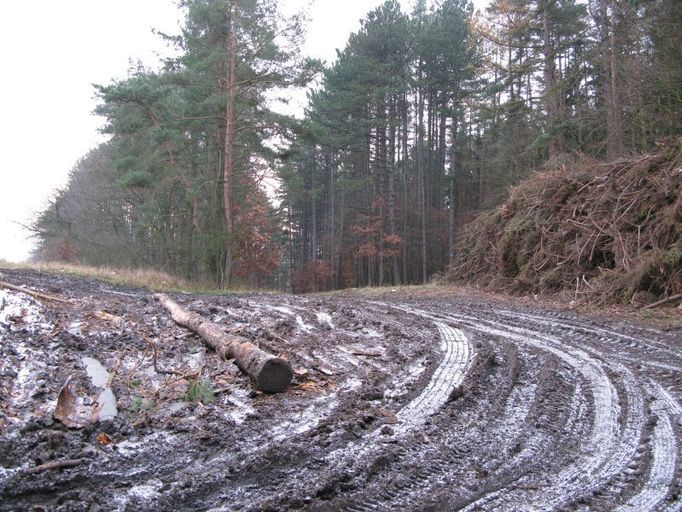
[{"left": 31, "top": 0, "right": 682, "bottom": 292}]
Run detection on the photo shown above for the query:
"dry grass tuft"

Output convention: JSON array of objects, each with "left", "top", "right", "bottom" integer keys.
[{"left": 0, "top": 261, "right": 197, "bottom": 291}]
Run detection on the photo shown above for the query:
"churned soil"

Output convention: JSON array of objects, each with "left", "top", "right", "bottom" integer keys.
[{"left": 1, "top": 268, "right": 680, "bottom": 511}]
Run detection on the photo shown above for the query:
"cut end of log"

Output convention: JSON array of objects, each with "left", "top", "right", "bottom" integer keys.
[
  {"left": 155, "top": 292, "right": 294, "bottom": 393},
  {"left": 255, "top": 358, "right": 293, "bottom": 393}
]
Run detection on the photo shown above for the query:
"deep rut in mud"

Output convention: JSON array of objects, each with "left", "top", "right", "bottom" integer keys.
[{"left": 0, "top": 269, "right": 680, "bottom": 511}]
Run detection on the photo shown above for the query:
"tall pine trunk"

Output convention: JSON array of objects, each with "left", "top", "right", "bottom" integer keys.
[
  {"left": 542, "top": 0, "right": 564, "bottom": 159},
  {"left": 388, "top": 98, "right": 400, "bottom": 285},
  {"left": 222, "top": 2, "right": 237, "bottom": 288}
]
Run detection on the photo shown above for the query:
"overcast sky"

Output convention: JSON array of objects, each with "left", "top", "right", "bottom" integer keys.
[{"left": 0, "top": 0, "right": 487, "bottom": 263}]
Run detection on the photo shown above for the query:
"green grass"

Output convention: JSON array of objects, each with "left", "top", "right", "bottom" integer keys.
[
  {"left": 184, "top": 379, "right": 215, "bottom": 404},
  {"left": 129, "top": 396, "right": 155, "bottom": 412}
]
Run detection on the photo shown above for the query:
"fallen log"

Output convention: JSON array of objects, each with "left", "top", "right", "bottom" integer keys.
[{"left": 154, "top": 293, "right": 292, "bottom": 393}]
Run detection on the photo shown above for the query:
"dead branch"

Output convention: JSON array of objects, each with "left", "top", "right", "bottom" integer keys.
[
  {"left": 154, "top": 294, "right": 292, "bottom": 393},
  {"left": 0, "top": 280, "right": 71, "bottom": 303},
  {"left": 141, "top": 334, "right": 184, "bottom": 376},
  {"left": 642, "top": 293, "right": 682, "bottom": 310},
  {"left": 26, "top": 458, "right": 85, "bottom": 474}
]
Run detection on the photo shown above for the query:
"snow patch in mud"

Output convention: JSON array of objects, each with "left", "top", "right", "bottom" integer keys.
[
  {"left": 342, "top": 377, "right": 363, "bottom": 392},
  {"left": 271, "top": 395, "right": 338, "bottom": 441},
  {"left": 385, "top": 358, "right": 427, "bottom": 399},
  {"left": 15, "top": 343, "right": 32, "bottom": 393},
  {"left": 127, "top": 478, "right": 163, "bottom": 499},
  {"left": 296, "top": 315, "right": 314, "bottom": 332},
  {"left": 361, "top": 327, "right": 382, "bottom": 338},
  {"left": 186, "top": 349, "right": 205, "bottom": 370},
  {"left": 112, "top": 478, "right": 163, "bottom": 510},
  {"left": 82, "top": 356, "right": 118, "bottom": 421},
  {"left": 316, "top": 311, "right": 334, "bottom": 328},
  {"left": 5, "top": 342, "right": 50, "bottom": 423},
  {"left": 271, "top": 378, "right": 362, "bottom": 443},
  {"left": 225, "top": 388, "right": 257, "bottom": 424},
  {"left": 115, "top": 431, "right": 177, "bottom": 456},
  {"left": 267, "top": 305, "right": 297, "bottom": 316},
  {"left": 67, "top": 321, "right": 83, "bottom": 336},
  {"left": 0, "top": 289, "right": 52, "bottom": 332},
  {"left": 0, "top": 463, "right": 30, "bottom": 488}
]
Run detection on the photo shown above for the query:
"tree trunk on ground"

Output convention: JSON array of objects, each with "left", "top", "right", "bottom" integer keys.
[{"left": 154, "top": 293, "right": 292, "bottom": 393}]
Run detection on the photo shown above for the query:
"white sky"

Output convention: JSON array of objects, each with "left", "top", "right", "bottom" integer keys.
[{"left": 0, "top": 0, "right": 487, "bottom": 263}]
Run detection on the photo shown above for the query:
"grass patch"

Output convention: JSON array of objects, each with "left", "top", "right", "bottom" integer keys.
[
  {"left": 0, "top": 260, "right": 281, "bottom": 294},
  {"left": 184, "top": 379, "right": 215, "bottom": 404},
  {"left": 1, "top": 261, "right": 209, "bottom": 292},
  {"left": 128, "top": 396, "right": 155, "bottom": 413}
]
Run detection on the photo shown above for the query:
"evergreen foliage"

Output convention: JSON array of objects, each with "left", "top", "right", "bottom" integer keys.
[{"left": 32, "top": 0, "right": 681, "bottom": 291}]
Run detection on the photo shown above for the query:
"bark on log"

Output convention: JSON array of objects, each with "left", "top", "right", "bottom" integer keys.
[{"left": 154, "top": 293, "right": 292, "bottom": 393}]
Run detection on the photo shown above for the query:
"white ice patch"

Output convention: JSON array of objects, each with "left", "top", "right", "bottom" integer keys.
[
  {"left": 82, "top": 356, "right": 118, "bottom": 422},
  {"left": 270, "top": 305, "right": 296, "bottom": 316},
  {"left": 225, "top": 388, "right": 257, "bottom": 425},
  {"left": 126, "top": 478, "right": 163, "bottom": 500},
  {"left": 316, "top": 312, "right": 334, "bottom": 329},
  {"left": 296, "top": 315, "right": 314, "bottom": 332},
  {"left": 0, "top": 289, "right": 52, "bottom": 332}
]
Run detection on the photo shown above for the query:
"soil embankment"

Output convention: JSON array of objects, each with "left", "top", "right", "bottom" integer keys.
[{"left": 449, "top": 140, "right": 682, "bottom": 307}]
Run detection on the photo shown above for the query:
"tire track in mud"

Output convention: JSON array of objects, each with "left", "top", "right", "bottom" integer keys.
[
  {"left": 408, "top": 305, "right": 681, "bottom": 512},
  {"left": 147, "top": 302, "right": 468, "bottom": 512},
  {"left": 2, "top": 268, "right": 680, "bottom": 512},
  {"left": 269, "top": 300, "right": 680, "bottom": 512},
  {"left": 338, "top": 319, "right": 473, "bottom": 512},
  {"left": 392, "top": 321, "right": 471, "bottom": 433}
]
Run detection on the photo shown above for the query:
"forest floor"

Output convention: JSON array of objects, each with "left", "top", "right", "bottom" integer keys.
[{"left": 1, "top": 267, "right": 681, "bottom": 511}]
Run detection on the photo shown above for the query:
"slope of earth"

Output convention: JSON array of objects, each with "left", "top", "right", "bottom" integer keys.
[
  {"left": 448, "top": 140, "right": 682, "bottom": 307},
  {"left": 0, "top": 268, "right": 680, "bottom": 511}
]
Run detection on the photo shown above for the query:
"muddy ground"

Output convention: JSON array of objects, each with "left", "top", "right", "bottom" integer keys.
[{"left": 0, "top": 268, "right": 680, "bottom": 511}]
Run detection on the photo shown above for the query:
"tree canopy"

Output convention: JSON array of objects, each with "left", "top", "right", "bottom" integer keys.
[{"left": 32, "top": 0, "right": 681, "bottom": 291}]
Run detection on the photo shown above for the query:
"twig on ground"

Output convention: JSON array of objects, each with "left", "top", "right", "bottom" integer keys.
[
  {"left": 0, "top": 280, "right": 71, "bottom": 304},
  {"left": 141, "top": 334, "right": 184, "bottom": 376},
  {"left": 26, "top": 458, "right": 86, "bottom": 474},
  {"left": 642, "top": 293, "right": 682, "bottom": 310}
]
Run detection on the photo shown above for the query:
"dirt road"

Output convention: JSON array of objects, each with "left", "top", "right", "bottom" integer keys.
[{"left": 1, "top": 269, "right": 680, "bottom": 511}]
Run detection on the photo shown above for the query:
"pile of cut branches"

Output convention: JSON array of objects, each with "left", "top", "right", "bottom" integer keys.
[{"left": 448, "top": 139, "right": 682, "bottom": 306}]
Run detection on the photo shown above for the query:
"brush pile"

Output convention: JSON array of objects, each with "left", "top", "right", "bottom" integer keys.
[{"left": 448, "top": 139, "right": 682, "bottom": 306}]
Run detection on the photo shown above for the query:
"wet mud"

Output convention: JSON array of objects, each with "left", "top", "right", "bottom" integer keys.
[{"left": 0, "top": 269, "right": 680, "bottom": 511}]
